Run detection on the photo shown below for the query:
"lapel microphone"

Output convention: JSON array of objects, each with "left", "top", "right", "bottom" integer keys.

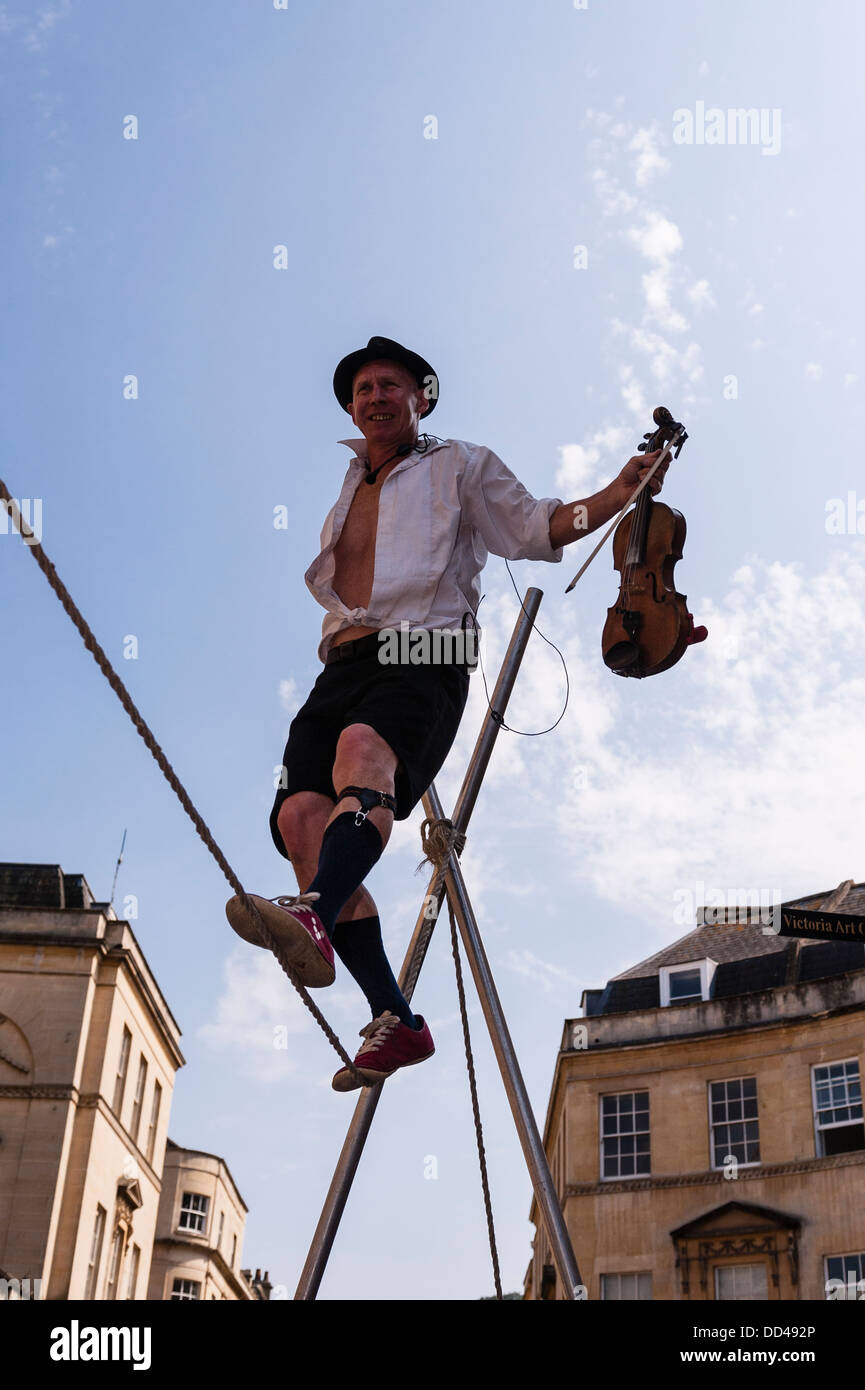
[
  {"left": 364, "top": 440, "right": 414, "bottom": 486},
  {"left": 363, "top": 433, "right": 440, "bottom": 485}
]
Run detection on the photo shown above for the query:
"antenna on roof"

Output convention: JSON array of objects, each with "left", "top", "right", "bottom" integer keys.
[{"left": 108, "top": 828, "right": 127, "bottom": 910}]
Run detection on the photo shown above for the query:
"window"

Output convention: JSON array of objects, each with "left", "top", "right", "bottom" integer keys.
[
  {"left": 171, "top": 1278, "right": 201, "bottom": 1300},
  {"left": 113, "top": 1026, "right": 132, "bottom": 1115},
  {"left": 83, "top": 1205, "right": 106, "bottom": 1300},
  {"left": 231, "top": 1233, "right": 237, "bottom": 1268},
  {"left": 659, "top": 959, "right": 716, "bottom": 1007},
  {"left": 715, "top": 1263, "right": 769, "bottom": 1300},
  {"left": 709, "top": 1078, "right": 760, "bottom": 1167},
  {"left": 126, "top": 1244, "right": 141, "bottom": 1300},
  {"left": 825, "top": 1253, "right": 865, "bottom": 1300},
  {"left": 669, "top": 969, "right": 702, "bottom": 1000},
  {"left": 600, "top": 1272, "right": 652, "bottom": 1300},
  {"left": 178, "top": 1192, "right": 210, "bottom": 1235},
  {"left": 217, "top": 1211, "right": 225, "bottom": 1250},
  {"left": 129, "top": 1056, "right": 148, "bottom": 1144},
  {"left": 601, "top": 1091, "right": 650, "bottom": 1179},
  {"left": 145, "top": 1080, "right": 162, "bottom": 1165},
  {"left": 813, "top": 1060, "right": 863, "bottom": 1156},
  {"left": 104, "top": 1229, "right": 124, "bottom": 1300}
]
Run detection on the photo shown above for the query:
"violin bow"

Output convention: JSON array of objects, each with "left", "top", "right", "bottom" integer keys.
[{"left": 564, "top": 422, "right": 687, "bottom": 595}]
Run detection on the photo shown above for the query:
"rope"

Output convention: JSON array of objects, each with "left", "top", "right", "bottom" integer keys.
[
  {"left": 0, "top": 481, "right": 370, "bottom": 1089},
  {"left": 419, "top": 816, "right": 503, "bottom": 1299},
  {"left": 404, "top": 816, "right": 466, "bottom": 1002}
]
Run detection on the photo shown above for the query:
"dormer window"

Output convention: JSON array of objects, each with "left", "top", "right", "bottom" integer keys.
[{"left": 659, "top": 960, "right": 716, "bottom": 1007}]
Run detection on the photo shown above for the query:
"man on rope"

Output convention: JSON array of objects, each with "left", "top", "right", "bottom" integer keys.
[{"left": 226, "top": 335, "right": 667, "bottom": 1091}]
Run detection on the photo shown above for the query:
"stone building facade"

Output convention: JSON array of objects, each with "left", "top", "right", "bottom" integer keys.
[
  {"left": 0, "top": 862, "right": 270, "bottom": 1301},
  {"left": 148, "top": 1141, "right": 271, "bottom": 1300},
  {"left": 524, "top": 882, "right": 865, "bottom": 1301}
]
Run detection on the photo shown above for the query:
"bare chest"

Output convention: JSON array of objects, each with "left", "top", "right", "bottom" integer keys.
[{"left": 331, "top": 480, "right": 380, "bottom": 609}]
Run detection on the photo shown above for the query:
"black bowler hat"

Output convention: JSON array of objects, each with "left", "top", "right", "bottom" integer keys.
[{"left": 332, "top": 335, "right": 438, "bottom": 416}]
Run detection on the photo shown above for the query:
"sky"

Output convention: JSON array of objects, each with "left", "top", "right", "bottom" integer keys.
[{"left": 1, "top": 0, "right": 864, "bottom": 1301}]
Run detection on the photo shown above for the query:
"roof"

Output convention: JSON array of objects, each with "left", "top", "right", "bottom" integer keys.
[
  {"left": 0, "top": 862, "right": 99, "bottom": 911},
  {"left": 584, "top": 881, "right": 865, "bottom": 1016}
]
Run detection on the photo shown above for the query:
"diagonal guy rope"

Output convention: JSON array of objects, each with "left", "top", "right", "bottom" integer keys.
[
  {"left": 0, "top": 482, "right": 370, "bottom": 1088},
  {"left": 419, "top": 816, "right": 503, "bottom": 1300}
]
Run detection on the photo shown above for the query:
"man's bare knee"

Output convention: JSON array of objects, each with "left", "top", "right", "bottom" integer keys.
[
  {"left": 277, "top": 792, "right": 333, "bottom": 860},
  {"left": 333, "top": 723, "right": 397, "bottom": 788}
]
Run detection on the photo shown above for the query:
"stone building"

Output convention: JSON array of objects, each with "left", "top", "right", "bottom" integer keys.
[
  {"left": 147, "top": 1141, "right": 271, "bottom": 1301},
  {"left": 0, "top": 862, "right": 270, "bottom": 1300},
  {"left": 524, "top": 881, "right": 865, "bottom": 1301}
]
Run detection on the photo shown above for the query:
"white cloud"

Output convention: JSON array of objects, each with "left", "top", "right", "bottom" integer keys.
[
  {"left": 581, "top": 110, "right": 708, "bottom": 403},
  {"left": 629, "top": 127, "right": 670, "bottom": 187},
  {"left": 27, "top": 1, "right": 71, "bottom": 49},
  {"left": 279, "top": 677, "right": 300, "bottom": 716},
  {"left": 628, "top": 211, "right": 683, "bottom": 263},
  {"left": 1, "top": 0, "right": 73, "bottom": 51},
  {"left": 590, "top": 167, "right": 637, "bottom": 219},
  {"left": 199, "top": 949, "right": 314, "bottom": 1082},
  {"left": 805, "top": 362, "right": 824, "bottom": 381},
  {"left": 471, "top": 552, "right": 865, "bottom": 936},
  {"left": 687, "top": 279, "right": 716, "bottom": 309},
  {"left": 554, "top": 425, "right": 632, "bottom": 496},
  {"left": 504, "top": 948, "right": 582, "bottom": 994},
  {"left": 628, "top": 327, "right": 679, "bottom": 384},
  {"left": 618, "top": 365, "right": 648, "bottom": 418}
]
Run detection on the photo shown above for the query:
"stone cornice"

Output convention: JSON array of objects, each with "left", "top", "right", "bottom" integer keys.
[
  {"left": 565, "top": 1149, "right": 865, "bottom": 1198},
  {"left": 562, "top": 994, "right": 865, "bottom": 1059},
  {"left": 0, "top": 930, "right": 111, "bottom": 953},
  {"left": 152, "top": 1236, "right": 252, "bottom": 1300},
  {"left": 0, "top": 1086, "right": 161, "bottom": 1191},
  {"left": 0, "top": 1083, "right": 77, "bottom": 1100}
]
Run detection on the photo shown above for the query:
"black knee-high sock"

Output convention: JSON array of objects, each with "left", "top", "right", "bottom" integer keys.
[
  {"left": 306, "top": 812, "right": 385, "bottom": 937},
  {"left": 331, "top": 914, "right": 420, "bottom": 1029}
]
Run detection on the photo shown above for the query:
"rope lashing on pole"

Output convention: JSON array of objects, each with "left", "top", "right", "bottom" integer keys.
[
  {"left": 419, "top": 815, "right": 503, "bottom": 1300},
  {"left": 0, "top": 479, "right": 370, "bottom": 1089},
  {"left": 402, "top": 816, "right": 466, "bottom": 1001}
]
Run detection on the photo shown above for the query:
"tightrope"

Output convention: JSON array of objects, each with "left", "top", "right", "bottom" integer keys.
[{"left": 0, "top": 480, "right": 370, "bottom": 1089}]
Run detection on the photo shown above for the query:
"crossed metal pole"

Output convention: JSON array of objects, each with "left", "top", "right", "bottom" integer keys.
[{"left": 295, "top": 588, "right": 583, "bottom": 1300}]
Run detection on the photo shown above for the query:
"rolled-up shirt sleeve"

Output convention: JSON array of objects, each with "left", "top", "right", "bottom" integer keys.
[{"left": 459, "top": 445, "right": 564, "bottom": 563}]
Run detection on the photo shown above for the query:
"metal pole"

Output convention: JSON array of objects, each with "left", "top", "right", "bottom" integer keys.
[
  {"left": 424, "top": 781, "right": 584, "bottom": 1300},
  {"left": 295, "top": 589, "right": 543, "bottom": 1299}
]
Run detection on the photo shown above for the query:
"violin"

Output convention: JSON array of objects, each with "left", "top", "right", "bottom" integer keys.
[{"left": 601, "top": 406, "right": 707, "bottom": 678}]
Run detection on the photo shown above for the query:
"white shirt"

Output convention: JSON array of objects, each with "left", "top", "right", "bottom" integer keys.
[{"left": 305, "top": 436, "right": 564, "bottom": 661}]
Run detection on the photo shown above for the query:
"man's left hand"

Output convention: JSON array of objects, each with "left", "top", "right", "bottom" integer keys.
[{"left": 617, "top": 448, "right": 669, "bottom": 498}]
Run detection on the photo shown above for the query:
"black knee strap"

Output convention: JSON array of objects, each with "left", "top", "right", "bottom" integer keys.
[{"left": 335, "top": 785, "right": 396, "bottom": 826}]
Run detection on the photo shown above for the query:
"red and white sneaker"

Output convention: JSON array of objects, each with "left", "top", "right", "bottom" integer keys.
[
  {"left": 225, "top": 892, "right": 335, "bottom": 988},
  {"left": 332, "top": 1011, "right": 435, "bottom": 1092}
]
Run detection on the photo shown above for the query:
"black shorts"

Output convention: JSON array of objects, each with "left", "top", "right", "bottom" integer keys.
[{"left": 269, "top": 632, "right": 471, "bottom": 859}]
